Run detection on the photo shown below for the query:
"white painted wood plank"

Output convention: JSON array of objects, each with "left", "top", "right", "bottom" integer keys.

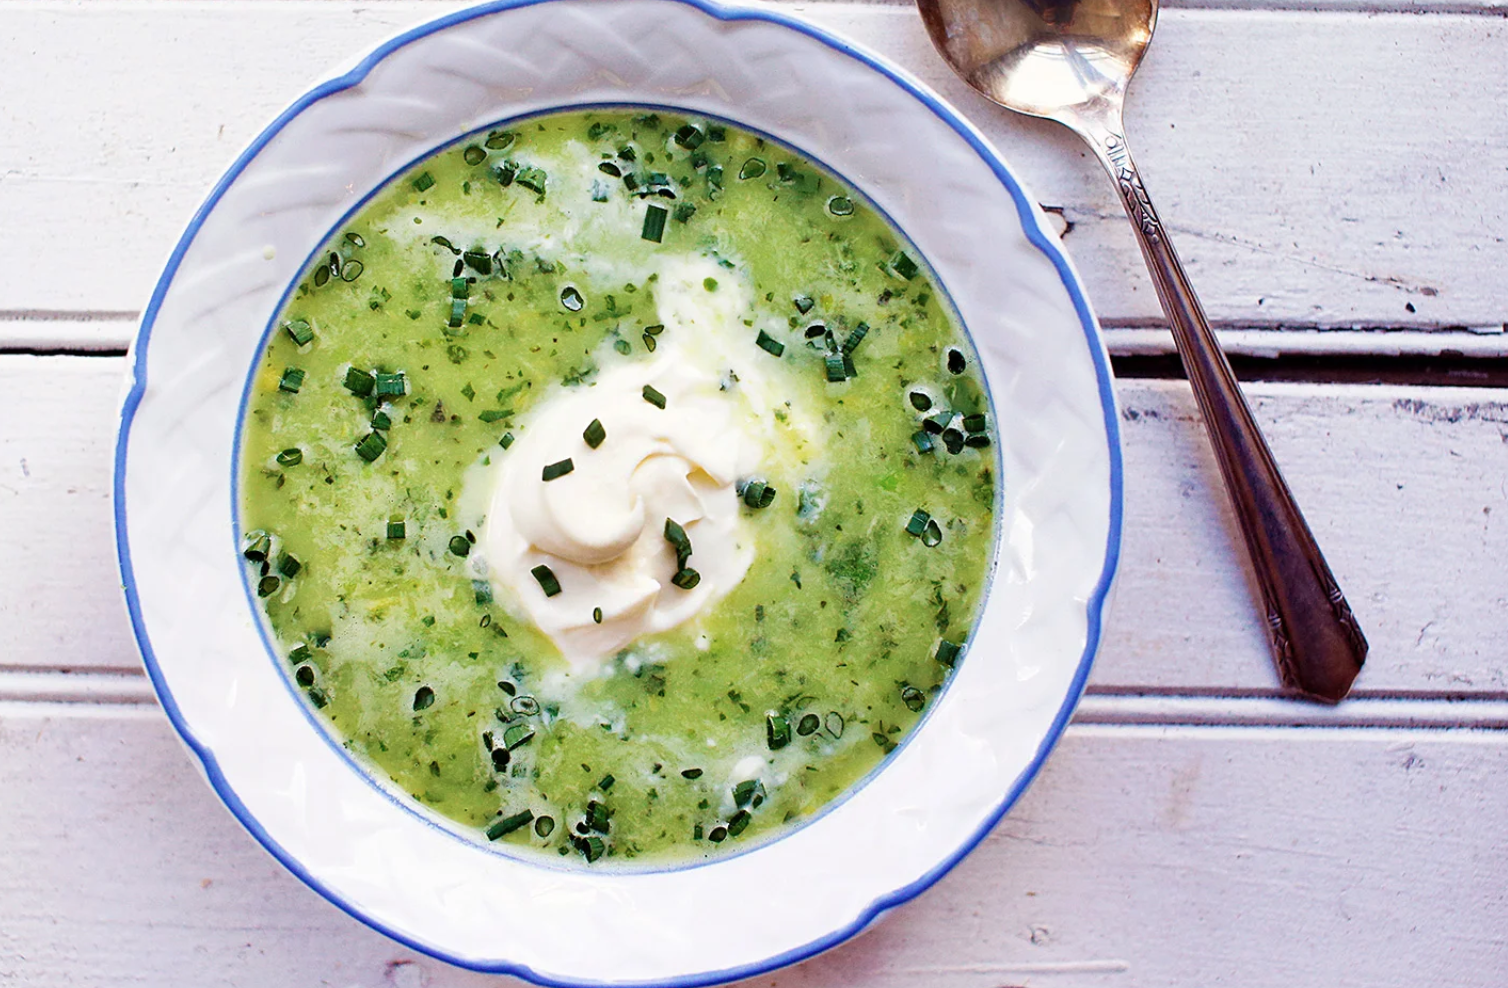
[
  {"left": 0, "top": 707, "right": 1503, "bottom": 986},
  {"left": 1, "top": 3, "right": 1505, "bottom": 344},
  {"left": 4, "top": 356, "right": 1505, "bottom": 696}
]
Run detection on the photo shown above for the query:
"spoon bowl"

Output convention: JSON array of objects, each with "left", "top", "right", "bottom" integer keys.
[{"left": 918, "top": 0, "right": 1369, "bottom": 702}]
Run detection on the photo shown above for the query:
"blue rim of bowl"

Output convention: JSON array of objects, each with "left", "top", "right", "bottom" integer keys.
[
  {"left": 113, "top": 0, "right": 1125, "bottom": 984},
  {"left": 230, "top": 100, "right": 1006, "bottom": 877}
]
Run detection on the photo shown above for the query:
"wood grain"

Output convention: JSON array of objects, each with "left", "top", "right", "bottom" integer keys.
[
  {"left": 1, "top": 706, "right": 1503, "bottom": 986},
  {"left": 0, "top": 2, "right": 1505, "bottom": 343},
  {"left": 5, "top": 356, "right": 1505, "bottom": 696}
]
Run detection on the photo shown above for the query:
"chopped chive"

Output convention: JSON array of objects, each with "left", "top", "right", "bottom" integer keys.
[
  {"left": 276, "top": 552, "right": 301, "bottom": 578},
  {"left": 448, "top": 535, "right": 471, "bottom": 557},
  {"left": 493, "top": 161, "right": 517, "bottom": 186},
  {"left": 598, "top": 774, "right": 616, "bottom": 791},
  {"left": 922, "top": 519, "right": 943, "bottom": 547},
  {"left": 641, "top": 203, "right": 668, "bottom": 243},
  {"left": 532, "top": 565, "right": 562, "bottom": 597},
  {"left": 890, "top": 250, "right": 919, "bottom": 280},
  {"left": 560, "top": 286, "right": 584, "bottom": 311},
  {"left": 412, "top": 685, "right": 435, "bottom": 711},
  {"left": 340, "top": 259, "right": 363, "bottom": 282},
  {"left": 827, "top": 196, "right": 855, "bottom": 216},
  {"left": 825, "top": 353, "right": 847, "bottom": 382},
  {"left": 473, "top": 579, "right": 493, "bottom": 605},
  {"left": 912, "top": 430, "right": 937, "bottom": 453},
  {"left": 670, "top": 567, "right": 701, "bottom": 590},
  {"left": 274, "top": 447, "right": 302, "bottom": 467},
  {"left": 642, "top": 332, "right": 657, "bottom": 351},
  {"left": 642, "top": 384, "right": 666, "bottom": 409},
  {"left": 680, "top": 768, "right": 704, "bottom": 780},
  {"left": 288, "top": 643, "right": 312, "bottom": 665},
  {"left": 936, "top": 640, "right": 962, "bottom": 667},
  {"left": 486, "top": 809, "right": 534, "bottom": 841},
  {"left": 947, "top": 348, "right": 967, "bottom": 374},
  {"left": 499, "top": 432, "right": 516, "bottom": 449},
  {"left": 294, "top": 665, "right": 315, "bottom": 687},
  {"left": 345, "top": 231, "right": 365, "bottom": 248},
  {"left": 673, "top": 124, "right": 705, "bottom": 149},
  {"left": 613, "top": 339, "right": 632, "bottom": 356},
  {"left": 923, "top": 410, "right": 953, "bottom": 434},
  {"left": 644, "top": 324, "right": 664, "bottom": 336},
  {"left": 598, "top": 161, "right": 622, "bottom": 178},
  {"left": 962, "top": 413, "right": 988, "bottom": 433},
  {"left": 709, "top": 826, "right": 727, "bottom": 843},
  {"left": 387, "top": 518, "right": 405, "bottom": 540},
  {"left": 306, "top": 686, "right": 329, "bottom": 708},
  {"left": 942, "top": 428, "right": 966, "bottom": 455},
  {"left": 754, "top": 330, "right": 785, "bottom": 357},
  {"left": 462, "top": 145, "right": 486, "bottom": 166},
  {"left": 412, "top": 171, "right": 436, "bottom": 193},
  {"left": 542, "top": 458, "right": 574, "bottom": 482},
  {"left": 463, "top": 250, "right": 492, "bottom": 274},
  {"left": 484, "top": 130, "right": 515, "bottom": 151},
  {"left": 741, "top": 480, "right": 776, "bottom": 509},
  {"left": 313, "top": 266, "right": 329, "bottom": 288},
  {"left": 478, "top": 410, "right": 510, "bottom": 423},
  {"left": 733, "top": 779, "right": 765, "bottom": 808},
  {"left": 575, "top": 835, "right": 606, "bottom": 862},
  {"left": 738, "top": 157, "right": 767, "bottom": 180},
  {"left": 902, "top": 686, "right": 926, "bottom": 712},
  {"left": 693, "top": 823, "right": 704, "bottom": 841},
  {"left": 535, "top": 815, "right": 556, "bottom": 838},
  {"left": 284, "top": 319, "right": 314, "bottom": 346},
  {"left": 430, "top": 235, "right": 459, "bottom": 254},
  {"left": 256, "top": 575, "right": 280, "bottom": 598},
  {"left": 727, "top": 809, "right": 752, "bottom": 837},
  {"left": 343, "top": 367, "right": 375, "bottom": 397},
  {"left": 241, "top": 530, "right": 271, "bottom": 563},
  {"left": 277, "top": 367, "right": 305, "bottom": 393},
  {"left": 448, "top": 299, "right": 467, "bottom": 328},
  {"left": 793, "top": 295, "right": 815, "bottom": 314},
  {"left": 503, "top": 724, "right": 535, "bottom": 749},
  {"left": 515, "top": 166, "right": 547, "bottom": 195},
  {"left": 371, "top": 409, "right": 391, "bottom": 431},
  {"left": 450, "top": 277, "right": 470, "bottom": 299},
  {"left": 592, "top": 606, "right": 603, "bottom": 625},
  {"left": 966, "top": 433, "right": 992, "bottom": 449},
  {"left": 804, "top": 324, "right": 827, "bottom": 339},
  {"left": 797, "top": 713, "right": 820, "bottom": 736},
  {"left": 374, "top": 371, "right": 406, "bottom": 397},
  {"left": 673, "top": 202, "right": 697, "bottom": 223},
  {"left": 585, "top": 800, "right": 610, "bottom": 833},
  {"left": 908, "top": 390, "right": 932, "bottom": 411},
  {"left": 354, "top": 431, "right": 387, "bottom": 462},
  {"left": 664, "top": 517, "right": 692, "bottom": 566},
  {"left": 583, "top": 419, "right": 606, "bottom": 449},
  {"left": 906, "top": 509, "right": 931, "bottom": 537},
  {"left": 766, "top": 713, "right": 792, "bottom": 750}
]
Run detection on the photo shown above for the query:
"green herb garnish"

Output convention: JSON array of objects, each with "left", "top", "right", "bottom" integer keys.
[
  {"left": 905, "top": 509, "right": 931, "bottom": 537},
  {"left": 412, "top": 685, "right": 435, "bottom": 710},
  {"left": 532, "top": 565, "right": 562, "bottom": 597},
  {"left": 278, "top": 368, "right": 305, "bottom": 393},
  {"left": 936, "top": 640, "right": 962, "bottom": 667},
  {"left": 670, "top": 568, "right": 700, "bottom": 590},
  {"left": 642, "top": 384, "right": 666, "bottom": 409},
  {"left": 542, "top": 458, "right": 574, "bottom": 481},
  {"left": 641, "top": 203, "right": 668, "bottom": 243},
  {"left": 766, "top": 713, "right": 792, "bottom": 750},
  {"left": 583, "top": 419, "right": 606, "bottom": 449},
  {"left": 412, "top": 171, "right": 435, "bottom": 193},
  {"left": 486, "top": 809, "right": 534, "bottom": 841},
  {"left": 386, "top": 518, "right": 405, "bottom": 540},
  {"left": 353, "top": 431, "right": 387, "bottom": 462},
  {"left": 754, "top": 330, "right": 785, "bottom": 357},
  {"left": 284, "top": 319, "right": 314, "bottom": 346}
]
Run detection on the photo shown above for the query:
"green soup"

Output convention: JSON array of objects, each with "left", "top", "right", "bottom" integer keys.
[{"left": 239, "top": 108, "right": 996, "bottom": 866}]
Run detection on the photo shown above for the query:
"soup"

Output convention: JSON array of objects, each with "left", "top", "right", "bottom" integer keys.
[{"left": 239, "top": 108, "right": 995, "bottom": 865}]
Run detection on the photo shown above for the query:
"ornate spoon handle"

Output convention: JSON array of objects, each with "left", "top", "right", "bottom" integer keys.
[{"left": 1085, "top": 127, "right": 1368, "bottom": 702}]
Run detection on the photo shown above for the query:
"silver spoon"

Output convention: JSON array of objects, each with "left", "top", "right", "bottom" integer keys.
[{"left": 916, "top": 0, "right": 1367, "bottom": 701}]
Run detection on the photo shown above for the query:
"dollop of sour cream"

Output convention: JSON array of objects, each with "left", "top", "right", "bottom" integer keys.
[{"left": 483, "top": 256, "right": 774, "bottom": 667}]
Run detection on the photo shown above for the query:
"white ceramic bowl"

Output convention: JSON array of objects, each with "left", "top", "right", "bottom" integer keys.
[{"left": 114, "top": 1, "right": 1123, "bottom": 983}]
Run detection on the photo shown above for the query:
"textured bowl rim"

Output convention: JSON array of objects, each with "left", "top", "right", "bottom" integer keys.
[{"left": 113, "top": 0, "right": 1124, "bottom": 984}]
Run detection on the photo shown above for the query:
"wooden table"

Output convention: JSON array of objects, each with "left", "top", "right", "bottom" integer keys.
[{"left": 3, "top": 1, "right": 1505, "bottom": 984}]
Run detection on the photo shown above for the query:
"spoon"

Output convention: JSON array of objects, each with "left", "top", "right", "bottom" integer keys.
[{"left": 916, "top": 0, "right": 1367, "bottom": 701}]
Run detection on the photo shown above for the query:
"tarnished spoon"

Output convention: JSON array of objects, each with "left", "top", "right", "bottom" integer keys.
[{"left": 916, "top": 0, "right": 1367, "bottom": 701}]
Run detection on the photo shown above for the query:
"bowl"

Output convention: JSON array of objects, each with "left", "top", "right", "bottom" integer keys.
[{"left": 113, "top": 0, "right": 1123, "bottom": 983}]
